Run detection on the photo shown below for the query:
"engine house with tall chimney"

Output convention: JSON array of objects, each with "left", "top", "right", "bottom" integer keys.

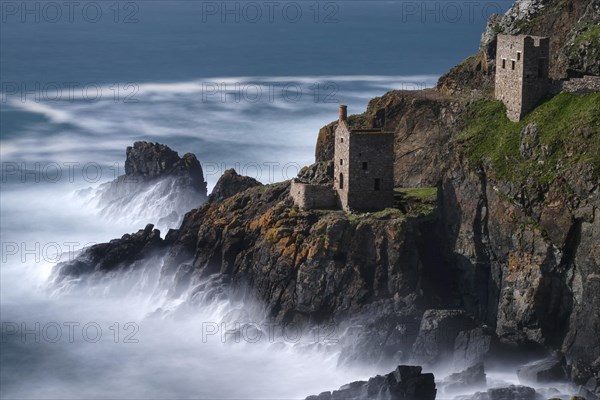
[
  {"left": 290, "top": 105, "right": 394, "bottom": 212},
  {"left": 334, "top": 105, "right": 394, "bottom": 211}
]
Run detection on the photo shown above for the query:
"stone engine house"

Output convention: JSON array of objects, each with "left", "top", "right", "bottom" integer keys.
[
  {"left": 290, "top": 105, "right": 394, "bottom": 212},
  {"left": 334, "top": 105, "right": 394, "bottom": 211},
  {"left": 495, "top": 34, "right": 550, "bottom": 122}
]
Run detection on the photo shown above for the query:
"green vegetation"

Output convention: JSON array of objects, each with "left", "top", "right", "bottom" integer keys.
[
  {"left": 394, "top": 187, "right": 438, "bottom": 217},
  {"left": 460, "top": 93, "right": 600, "bottom": 185},
  {"left": 394, "top": 187, "right": 438, "bottom": 202},
  {"left": 568, "top": 21, "right": 600, "bottom": 62},
  {"left": 572, "top": 23, "right": 600, "bottom": 49}
]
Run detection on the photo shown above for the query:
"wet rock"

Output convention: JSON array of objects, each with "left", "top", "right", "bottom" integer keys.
[
  {"left": 410, "top": 309, "right": 477, "bottom": 366},
  {"left": 305, "top": 365, "right": 436, "bottom": 400},
  {"left": 208, "top": 169, "right": 262, "bottom": 203},
  {"left": 517, "top": 355, "right": 567, "bottom": 385},
  {"left": 453, "top": 327, "right": 498, "bottom": 370},
  {"left": 53, "top": 223, "right": 164, "bottom": 281},
  {"left": 440, "top": 363, "right": 486, "bottom": 394},
  {"left": 92, "top": 141, "right": 208, "bottom": 231},
  {"left": 457, "top": 385, "right": 541, "bottom": 400}
]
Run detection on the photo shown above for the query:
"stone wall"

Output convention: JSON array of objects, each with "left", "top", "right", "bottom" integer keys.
[
  {"left": 521, "top": 36, "right": 550, "bottom": 117},
  {"left": 334, "top": 121, "right": 351, "bottom": 209},
  {"left": 495, "top": 34, "right": 550, "bottom": 121},
  {"left": 334, "top": 112, "right": 394, "bottom": 212},
  {"left": 551, "top": 75, "right": 600, "bottom": 94},
  {"left": 290, "top": 179, "right": 337, "bottom": 210}
]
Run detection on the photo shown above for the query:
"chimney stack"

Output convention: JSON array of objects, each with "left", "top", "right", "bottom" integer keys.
[{"left": 339, "top": 104, "right": 347, "bottom": 122}]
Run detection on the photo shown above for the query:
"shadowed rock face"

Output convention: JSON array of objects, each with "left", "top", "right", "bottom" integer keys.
[
  {"left": 208, "top": 169, "right": 262, "bottom": 203},
  {"left": 517, "top": 355, "right": 567, "bottom": 385},
  {"left": 439, "top": 363, "right": 487, "bottom": 395},
  {"left": 305, "top": 365, "right": 436, "bottom": 400}
]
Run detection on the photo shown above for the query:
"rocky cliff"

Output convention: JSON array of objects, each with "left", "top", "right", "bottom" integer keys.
[{"left": 55, "top": 0, "right": 599, "bottom": 397}]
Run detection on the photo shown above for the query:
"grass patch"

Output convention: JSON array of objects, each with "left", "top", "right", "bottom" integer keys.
[
  {"left": 394, "top": 187, "right": 438, "bottom": 202},
  {"left": 460, "top": 93, "right": 600, "bottom": 185}
]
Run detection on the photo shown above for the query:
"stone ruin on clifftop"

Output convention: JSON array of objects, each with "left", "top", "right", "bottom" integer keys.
[{"left": 290, "top": 105, "right": 394, "bottom": 212}]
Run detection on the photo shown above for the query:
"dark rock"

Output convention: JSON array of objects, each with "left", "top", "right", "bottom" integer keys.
[
  {"left": 305, "top": 365, "right": 436, "bottom": 400},
  {"left": 517, "top": 355, "right": 568, "bottom": 384},
  {"left": 453, "top": 327, "right": 497, "bottom": 370},
  {"left": 124, "top": 141, "right": 206, "bottom": 191},
  {"left": 410, "top": 309, "right": 477, "bottom": 366},
  {"left": 53, "top": 223, "right": 164, "bottom": 283},
  {"left": 91, "top": 141, "right": 208, "bottom": 231},
  {"left": 208, "top": 169, "right": 262, "bottom": 203},
  {"left": 440, "top": 363, "right": 486, "bottom": 394},
  {"left": 458, "top": 385, "right": 541, "bottom": 400},
  {"left": 306, "top": 392, "right": 332, "bottom": 400}
]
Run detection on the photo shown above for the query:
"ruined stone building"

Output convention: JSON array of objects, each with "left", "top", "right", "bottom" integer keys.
[
  {"left": 334, "top": 105, "right": 394, "bottom": 211},
  {"left": 495, "top": 34, "right": 550, "bottom": 122},
  {"left": 291, "top": 105, "right": 394, "bottom": 212}
]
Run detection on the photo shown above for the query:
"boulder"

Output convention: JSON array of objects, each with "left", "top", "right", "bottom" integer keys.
[
  {"left": 453, "top": 327, "right": 498, "bottom": 370},
  {"left": 208, "top": 169, "right": 262, "bottom": 203},
  {"left": 457, "top": 385, "right": 541, "bottom": 400},
  {"left": 305, "top": 365, "right": 436, "bottom": 400},
  {"left": 440, "top": 363, "right": 487, "bottom": 394},
  {"left": 517, "top": 355, "right": 567, "bottom": 385},
  {"left": 411, "top": 309, "right": 477, "bottom": 366}
]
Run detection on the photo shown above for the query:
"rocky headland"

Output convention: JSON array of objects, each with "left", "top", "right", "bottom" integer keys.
[{"left": 54, "top": 0, "right": 599, "bottom": 398}]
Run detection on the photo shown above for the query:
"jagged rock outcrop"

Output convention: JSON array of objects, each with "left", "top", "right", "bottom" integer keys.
[
  {"left": 89, "top": 141, "right": 208, "bottom": 231},
  {"left": 517, "top": 355, "right": 568, "bottom": 385},
  {"left": 439, "top": 363, "right": 487, "bottom": 395},
  {"left": 297, "top": 161, "right": 334, "bottom": 185},
  {"left": 305, "top": 366, "right": 436, "bottom": 400},
  {"left": 123, "top": 141, "right": 206, "bottom": 190},
  {"left": 208, "top": 169, "right": 262, "bottom": 203},
  {"left": 410, "top": 310, "right": 478, "bottom": 367},
  {"left": 457, "top": 385, "right": 541, "bottom": 400},
  {"left": 53, "top": 224, "right": 163, "bottom": 283}
]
